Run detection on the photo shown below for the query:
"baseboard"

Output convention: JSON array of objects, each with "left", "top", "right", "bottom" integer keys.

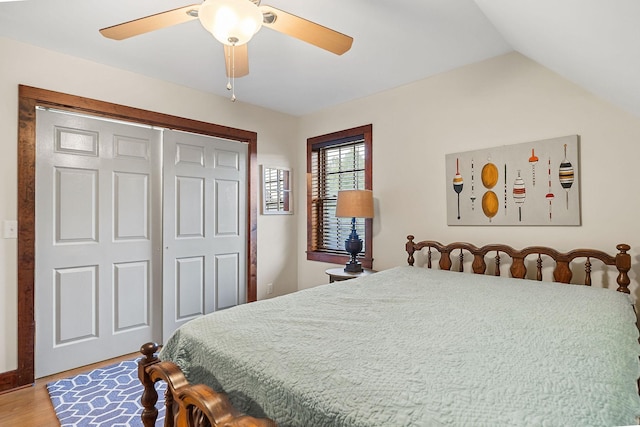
[{"left": 0, "top": 370, "right": 19, "bottom": 394}]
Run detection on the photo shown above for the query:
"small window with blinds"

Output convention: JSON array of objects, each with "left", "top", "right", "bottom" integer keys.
[{"left": 306, "top": 124, "right": 373, "bottom": 267}]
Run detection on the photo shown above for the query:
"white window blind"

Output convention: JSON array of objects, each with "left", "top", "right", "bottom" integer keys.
[{"left": 311, "top": 138, "right": 366, "bottom": 253}]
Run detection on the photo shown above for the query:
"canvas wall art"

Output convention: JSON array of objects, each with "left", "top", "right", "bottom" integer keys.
[{"left": 446, "top": 135, "right": 580, "bottom": 226}]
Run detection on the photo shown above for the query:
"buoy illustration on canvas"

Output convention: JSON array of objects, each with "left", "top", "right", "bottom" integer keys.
[
  {"left": 452, "top": 158, "right": 464, "bottom": 219},
  {"left": 481, "top": 158, "right": 499, "bottom": 222},
  {"left": 529, "top": 148, "right": 539, "bottom": 186},
  {"left": 545, "top": 157, "right": 555, "bottom": 221},
  {"left": 503, "top": 164, "right": 507, "bottom": 216},
  {"left": 469, "top": 158, "right": 476, "bottom": 210},
  {"left": 512, "top": 170, "right": 526, "bottom": 222},
  {"left": 446, "top": 137, "right": 579, "bottom": 225},
  {"left": 558, "top": 144, "right": 574, "bottom": 209}
]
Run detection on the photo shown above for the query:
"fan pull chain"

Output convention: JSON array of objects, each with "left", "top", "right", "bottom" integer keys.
[
  {"left": 225, "top": 38, "right": 238, "bottom": 102},
  {"left": 231, "top": 45, "right": 237, "bottom": 102}
]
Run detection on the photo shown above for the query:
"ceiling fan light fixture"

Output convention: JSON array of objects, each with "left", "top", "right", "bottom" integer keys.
[{"left": 198, "top": 0, "right": 263, "bottom": 46}]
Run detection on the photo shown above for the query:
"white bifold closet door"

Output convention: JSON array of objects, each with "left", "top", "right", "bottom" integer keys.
[
  {"left": 35, "top": 108, "right": 162, "bottom": 377},
  {"left": 161, "top": 130, "right": 247, "bottom": 342},
  {"left": 35, "top": 112, "right": 248, "bottom": 377}
]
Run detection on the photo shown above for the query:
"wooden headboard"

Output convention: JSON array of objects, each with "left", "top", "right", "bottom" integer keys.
[{"left": 405, "top": 235, "right": 632, "bottom": 293}]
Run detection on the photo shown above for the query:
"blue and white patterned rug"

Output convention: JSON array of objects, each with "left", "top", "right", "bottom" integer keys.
[{"left": 47, "top": 359, "right": 166, "bottom": 427}]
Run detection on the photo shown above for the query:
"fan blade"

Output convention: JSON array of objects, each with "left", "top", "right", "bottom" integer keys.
[
  {"left": 223, "top": 44, "right": 249, "bottom": 78},
  {"left": 100, "top": 5, "right": 200, "bottom": 40},
  {"left": 260, "top": 5, "right": 353, "bottom": 55}
]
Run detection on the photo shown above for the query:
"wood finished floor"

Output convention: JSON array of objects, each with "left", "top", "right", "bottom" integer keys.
[{"left": 0, "top": 352, "right": 139, "bottom": 427}]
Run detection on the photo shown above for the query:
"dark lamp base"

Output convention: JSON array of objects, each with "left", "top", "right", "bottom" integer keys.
[
  {"left": 344, "top": 216, "right": 364, "bottom": 273},
  {"left": 344, "top": 262, "right": 363, "bottom": 273}
]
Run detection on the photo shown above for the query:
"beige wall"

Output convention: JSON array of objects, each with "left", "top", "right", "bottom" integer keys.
[
  {"left": 2, "top": 39, "right": 639, "bottom": 377},
  {"left": 296, "top": 52, "right": 640, "bottom": 293},
  {"left": 0, "top": 37, "right": 298, "bottom": 373}
]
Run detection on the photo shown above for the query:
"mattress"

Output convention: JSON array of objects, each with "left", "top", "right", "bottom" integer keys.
[{"left": 160, "top": 266, "right": 640, "bottom": 426}]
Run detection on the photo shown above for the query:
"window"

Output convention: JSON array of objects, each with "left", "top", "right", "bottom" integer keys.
[{"left": 306, "top": 124, "right": 372, "bottom": 267}]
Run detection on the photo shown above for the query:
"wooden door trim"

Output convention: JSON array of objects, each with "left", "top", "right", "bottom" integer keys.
[{"left": 1, "top": 85, "right": 258, "bottom": 391}]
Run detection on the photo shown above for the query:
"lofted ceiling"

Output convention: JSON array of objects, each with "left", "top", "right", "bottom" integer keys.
[{"left": 0, "top": 0, "right": 639, "bottom": 117}]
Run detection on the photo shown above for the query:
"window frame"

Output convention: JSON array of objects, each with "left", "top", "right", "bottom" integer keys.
[{"left": 306, "top": 124, "right": 373, "bottom": 268}]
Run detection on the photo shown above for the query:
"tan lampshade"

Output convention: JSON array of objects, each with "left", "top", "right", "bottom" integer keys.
[{"left": 335, "top": 190, "right": 374, "bottom": 218}]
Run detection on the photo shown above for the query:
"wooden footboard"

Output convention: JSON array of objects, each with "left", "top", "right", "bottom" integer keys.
[
  {"left": 405, "top": 236, "right": 631, "bottom": 292},
  {"left": 138, "top": 343, "right": 277, "bottom": 427}
]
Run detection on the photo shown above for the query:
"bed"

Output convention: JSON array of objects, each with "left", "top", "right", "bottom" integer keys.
[{"left": 138, "top": 236, "right": 640, "bottom": 426}]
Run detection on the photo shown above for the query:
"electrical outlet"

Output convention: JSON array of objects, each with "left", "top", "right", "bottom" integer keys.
[
  {"left": 266, "top": 283, "right": 274, "bottom": 295},
  {"left": 3, "top": 220, "right": 17, "bottom": 239}
]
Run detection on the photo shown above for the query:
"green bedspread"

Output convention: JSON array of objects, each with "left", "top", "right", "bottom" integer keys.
[{"left": 160, "top": 266, "right": 640, "bottom": 426}]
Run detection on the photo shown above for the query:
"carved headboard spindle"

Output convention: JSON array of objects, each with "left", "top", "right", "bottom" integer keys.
[
  {"left": 440, "top": 249, "right": 453, "bottom": 271},
  {"left": 458, "top": 249, "right": 464, "bottom": 272},
  {"left": 472, "top": 253, "right": 486, "bottom": 274},
  {"left": 553, "top": 260, "right": 572, "bottom": 284},
  {"left": 510, "top": 256, "right": 526, "bottom": 279},
  {"left": 494, "top": 252, "right": 501, "bottom": 277},
  {"left": 536, "top": 254, "right": 543, "bottom": 281},
  {"left": 585, "top": 257, "right": 592, "bottom": 286},
  {"left": 406, "top": 235, "right": 416, "bottom": 266},
  {"left": 615, "top": 244, "right": 631, "bottom": 294}
]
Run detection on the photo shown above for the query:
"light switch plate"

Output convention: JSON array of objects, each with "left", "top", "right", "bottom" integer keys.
[{"left": 3, "top": 220, "right": 17, "bottom": 239}]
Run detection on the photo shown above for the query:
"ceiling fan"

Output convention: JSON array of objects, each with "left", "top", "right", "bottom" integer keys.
[{"left": 99, "top": 0, "right": 353, "bottom": 84}]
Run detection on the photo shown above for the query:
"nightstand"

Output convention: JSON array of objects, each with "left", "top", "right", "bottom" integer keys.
[{"left": 325, "top": 267, "right": 376, "bottom": 283}]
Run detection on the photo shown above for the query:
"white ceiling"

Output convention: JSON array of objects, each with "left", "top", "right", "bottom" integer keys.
[{"left": 1, "top": 0, "right": 639, "bottom": 117}]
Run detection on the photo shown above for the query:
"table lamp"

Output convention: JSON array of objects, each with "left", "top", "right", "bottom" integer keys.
[{"left": 335, "top": 189, "right": 374, "bottom": 273}]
